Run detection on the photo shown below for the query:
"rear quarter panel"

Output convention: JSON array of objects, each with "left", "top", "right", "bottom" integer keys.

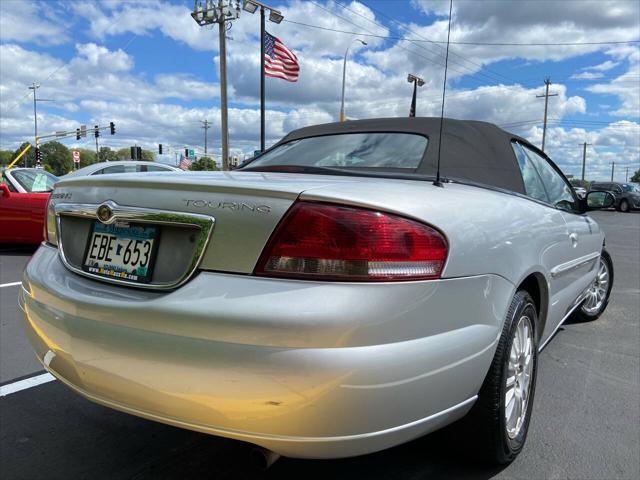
[{"left": 302, "top": 181, "right": 583, "bottom": 337}]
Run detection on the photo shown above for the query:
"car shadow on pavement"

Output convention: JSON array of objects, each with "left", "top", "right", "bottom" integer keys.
[
  {"left": 0, "top": 244, "right": 38, "bottom": 255},
  {"left": 132, "top": 423, "right": 508, "bottom": 480}
]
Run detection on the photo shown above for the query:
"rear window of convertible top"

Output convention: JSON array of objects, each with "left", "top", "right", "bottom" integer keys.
[{"left": 247, "top": 133, "right": 428, "bottom": 170}]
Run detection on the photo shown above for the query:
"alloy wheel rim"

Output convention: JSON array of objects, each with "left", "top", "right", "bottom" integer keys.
[
  {"left": 505, "top": 314, "right": 534, "bottom": 440},
  {"left": 581, "top": 257, "right": 609, "bottom": 315}
]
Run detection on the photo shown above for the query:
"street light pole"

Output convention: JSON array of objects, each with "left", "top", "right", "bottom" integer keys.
[
  {"left": 191, "top": 1, "right": 241, "bottom": 170},
  {"left": 339, "top": 39, "right": 367, "bottom": 122},
  {"left": 260, "top": 6, "right": 265, "bottom": 151},
  {"left": 219, "top": 20, "right": 230, "bottom": 171},
  {"left": 407, "top": 74, "right": 425, "bottom": 117}
]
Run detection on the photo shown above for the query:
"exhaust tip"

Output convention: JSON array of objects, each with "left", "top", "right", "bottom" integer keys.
[{"left": 250, "top": 447, "right": 281, "bottom": 470}]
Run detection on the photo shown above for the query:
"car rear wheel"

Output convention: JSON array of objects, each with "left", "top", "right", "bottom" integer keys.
[
  {"left": 619, "top": 199, "right": 630, "bottom": 213},
  {"left": 462, "top": 290, "right": 538, "bottom": 464},
  {"left": 572, "top": 249, "right": 613, "bottom": 322}
]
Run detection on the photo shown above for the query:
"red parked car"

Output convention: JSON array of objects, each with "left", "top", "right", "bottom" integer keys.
[{"left": 0, "top": 168, "right": 58, "bottom": 245}]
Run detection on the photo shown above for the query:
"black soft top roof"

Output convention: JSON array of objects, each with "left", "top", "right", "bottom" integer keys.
[{"left": 277, "top": 117, "right": 530, "bottom": 194}]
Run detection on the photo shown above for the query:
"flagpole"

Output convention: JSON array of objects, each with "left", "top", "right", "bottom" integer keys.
[{"left": 260, "top": 6, "right": 266, "bottom": 152}]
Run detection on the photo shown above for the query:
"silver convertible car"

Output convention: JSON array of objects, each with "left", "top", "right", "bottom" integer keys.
[{"left": 20, "top": 118, "right": 614, "bottom": 464}]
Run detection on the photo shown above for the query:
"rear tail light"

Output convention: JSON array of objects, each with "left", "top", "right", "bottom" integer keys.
[
  {"left": 44, "top": 195, "right": 58, "bottom": 246},
  {"left": 255, "top": 202, "right": 448, "bottom": 281}
]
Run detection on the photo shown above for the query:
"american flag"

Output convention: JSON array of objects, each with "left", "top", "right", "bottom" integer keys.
[
  {"left": 264, "top": 32, "right": 299, "bottom": 82},
  {"left": 179, "top": 155, "right": 192, "bottom": 170}
]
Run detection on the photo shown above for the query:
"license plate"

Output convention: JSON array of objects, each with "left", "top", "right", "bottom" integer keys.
[{"left": 83, "top": 222, "right": 159, "bottom": 283}]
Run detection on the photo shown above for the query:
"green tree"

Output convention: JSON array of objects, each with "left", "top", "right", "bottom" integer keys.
[
  {"left": 189, "top": 157, "right": 219, "bottom": 171},
  {"left": 115, "top": 147, "right": 130, "bottom": 160},
  {"left": 98, "top": 146, "right": 118, "bottom": 162},
  {"left": 0, "top": 150, "right": 12, "bottom": 167},
  {"left": 569, "top": 178, "right": 590, "bottom": 189},
  {"left": 78, "top": 149, "right": 98, "bottom": 168},
  {"left": 631, "top": 169, "right": 640, "bottom": 183},
  {"left": 141, "top": 149, "right": 154, "bottom": 161},
  {"left": 11, "top": 142, "right": 35, "bottom": 168},
  {"left": 40, "top": 141, "right": 72, "bottom": 175}
]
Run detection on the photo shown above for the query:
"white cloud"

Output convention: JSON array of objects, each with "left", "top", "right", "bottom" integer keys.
[
  {"left": 586, "top": 50, "right": 640, "bottom": 117},
  {"left": 570, "top": 72, "right": 605, "bottom": 80},
  {"left": 583, "top": 60, "right": 619, "bottom": 72},
  {"left": 0, "top": 0, "right": 70, "bottom": 45},
  {"left": 71, "top": 43, "right": 134, "bottom": 73}
]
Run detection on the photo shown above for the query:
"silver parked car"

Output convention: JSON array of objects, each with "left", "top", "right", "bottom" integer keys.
[
  {"left": 60, "top": 160, "right": 180, "bottom": 178},
  {"left": 20, "top": 118, "right": 615, "bottom": 464}
]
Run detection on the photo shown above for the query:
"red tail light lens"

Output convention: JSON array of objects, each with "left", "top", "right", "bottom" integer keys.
[{"left": 255, "top": 202, "right": 448, "bottom": 281}]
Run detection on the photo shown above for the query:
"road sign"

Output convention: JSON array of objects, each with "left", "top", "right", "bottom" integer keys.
[{"left": 73, "top": 150, "right": 80, "bottom": 164}]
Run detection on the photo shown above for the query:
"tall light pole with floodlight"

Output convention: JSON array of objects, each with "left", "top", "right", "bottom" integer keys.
[
  {"left": 242, "top": 0, "right": 284, "bottom": 152},
  {"left": 407, "top": 73, "right": 425, "bottom": 117},
  {"left": 191, "top": 0, "right": 241, "bottom": 170},
  {"left": 339, "top": 39, "right": 367, "bottom": 122}
]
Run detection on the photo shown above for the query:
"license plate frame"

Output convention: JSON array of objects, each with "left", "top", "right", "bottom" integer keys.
[{"left": 82, "top": 221, "right": 160, "bottom": 284}]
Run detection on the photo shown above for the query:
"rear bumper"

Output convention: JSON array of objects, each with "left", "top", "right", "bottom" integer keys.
[{"left": 20, "top": 244, "right": 514, "bottom": 458}]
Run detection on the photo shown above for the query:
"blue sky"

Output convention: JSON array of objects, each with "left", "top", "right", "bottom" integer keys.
[{"left": 0, "top": 0, "right": 638, "bottom": 180}]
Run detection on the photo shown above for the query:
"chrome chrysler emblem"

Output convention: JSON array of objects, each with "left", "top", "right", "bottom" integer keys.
[{"left": 97, "top": 204, "right": 113, "bottom": 223}]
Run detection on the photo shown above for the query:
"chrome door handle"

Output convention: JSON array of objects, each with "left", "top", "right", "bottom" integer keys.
[{"left": 569, "top": 233, "right": 579, "bottom": 247}]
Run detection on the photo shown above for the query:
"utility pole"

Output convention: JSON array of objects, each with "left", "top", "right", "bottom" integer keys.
[
  {"left": 580, "top": 142, "right": 592, "bottom": 183},
  {"left": 611, "top": 162, "right": 615, "bottom": 182},
  {"left": 201, "top": 120, "right": 210, "bottom": 155},
  {"left": 407, "top": 74, "right": 425, "bottom": 117},
  {"left": 191, "top": 1, "right": 241, "bottom": 171},
  {"left": 536, "top": 78, "right": 558, "bottom": 152},
  {"left": 626, "top": 166, "right": 629, "bottom": 182}
]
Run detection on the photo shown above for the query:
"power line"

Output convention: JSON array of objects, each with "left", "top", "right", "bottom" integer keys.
[
  {"left": 308, "top": 1, "right": 514, "bottom": 88},
  {"left": 357, "top": 0, "right": 519, "bottom": 85},
  {"left": 283, "top": 19, "right": 639, "bottom": 46}
]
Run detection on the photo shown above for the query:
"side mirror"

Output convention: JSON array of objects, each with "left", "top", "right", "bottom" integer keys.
[
  {"left": 585, "top": 190, "right": 615, "bottom": 210},
  {"left": 0, "top": 183, "right": 10, "bottom": 198}
]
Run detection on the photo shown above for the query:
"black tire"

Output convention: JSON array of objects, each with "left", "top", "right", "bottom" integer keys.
[
  {"left": 571, "top": 249, "right": 614, "bottom": 322},
  {"left": 464, "top": 290, "right": 539, "bottom": 464},
  {"left": 619, "top": 200, "right": 630, "bottom": 213}
]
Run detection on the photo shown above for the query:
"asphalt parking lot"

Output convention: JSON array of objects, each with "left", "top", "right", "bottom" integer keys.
[{"left": 1, "top": 210, "right": 638, "bottom": 480}]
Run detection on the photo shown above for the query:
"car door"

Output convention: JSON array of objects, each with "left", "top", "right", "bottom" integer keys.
[
  {"left": 519, "top": 144, "right": 602, "bottom": 334},
  {"left": 0, "top": 187, "right": 30, "bottom": 243},
  {"left": 511, "top": 142, "right": 575, "bottom": 340}
]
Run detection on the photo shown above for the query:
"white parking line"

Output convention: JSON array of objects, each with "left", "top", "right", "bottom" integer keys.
[
  {"left": 0, "top": 373, "right": 56, "bottom": 397},
  {"left": 0, "top": 281, "right": 21, "bottom": 288}
]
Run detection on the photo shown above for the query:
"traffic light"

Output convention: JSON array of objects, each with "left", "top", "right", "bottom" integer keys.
[
  {"left": 35, "top": 147, "right": 42, "bottom": 165},
  {"left": 109, "top": 122, "right": 115, "bottom": 135},
  {"left": 185, "top": 148, "right": 189, "bottom": 158},
  {"left": 130, "top": 146, "right": 142, "bottom": 160},
  {"left": 94, "top": 125, "right": 100, "bottom": 138},
  {"left": 158, "top": 144, "right": 163, "bottom": 155},
  {"left": 76, "top": 128, "right": 81, "bottom": 141}
]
